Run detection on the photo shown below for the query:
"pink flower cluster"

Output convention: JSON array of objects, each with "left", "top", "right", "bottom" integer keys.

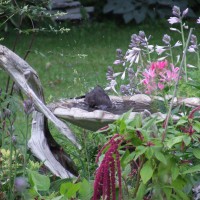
[
  {"left": 92, "top": 134, "right": 123, "bottom": 200},
  {"left": 142, "top": 60, "right": 179, "bottom": 94}
]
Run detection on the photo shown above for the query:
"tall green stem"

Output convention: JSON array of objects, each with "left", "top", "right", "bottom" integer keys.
[
  {"left": 8, "top": 120, "right": 14, "bottom": 200},
  {"left": 23, "top": 115, "right": 29, "bottom": 176},
  {"left": 180, "top": 19, "right": 187, "bottom": 81}
]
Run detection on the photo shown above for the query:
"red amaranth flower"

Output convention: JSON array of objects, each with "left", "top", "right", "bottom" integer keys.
[{"left": 92, "top": 134, "right": 123, "bottom": 200}]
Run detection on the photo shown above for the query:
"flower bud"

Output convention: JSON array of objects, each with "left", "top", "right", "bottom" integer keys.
[
  {"left": 3, "top": 109, "right": 11, "bottom": 119},
  {"left": 23, "top": 99, "right": 34, "bottom": 115},
  {"left": 14, "top": 177, "right": 29, "bottom": 193},
  {"left": 172, "top": 6, "right": 180, "bottom": 17},
  {"left": 162, "top": 34, "right": 171, "bottom": 45}
]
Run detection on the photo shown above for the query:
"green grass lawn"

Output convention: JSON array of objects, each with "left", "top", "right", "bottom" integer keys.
[{"left": 1, "top": 20, "right": 179, "bottom": 101}]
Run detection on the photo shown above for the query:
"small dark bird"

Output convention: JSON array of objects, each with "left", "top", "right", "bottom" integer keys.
[{"left": 84, "top": 86, "right": 112, "bottom": 110}]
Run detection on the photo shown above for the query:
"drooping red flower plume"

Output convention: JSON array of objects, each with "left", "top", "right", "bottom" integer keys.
[{"left": 92, "top": 134, "right": 123, "bottom": 200}]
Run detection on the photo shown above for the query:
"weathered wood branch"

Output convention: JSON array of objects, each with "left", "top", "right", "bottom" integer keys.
[
  {"left": 0, "top": 45, "right": 80, "bottom": 178},
  {"left": 0, "top": 45, "right": 80, "bottom": 149},
  {"left": 30, "top": 111, "right": 75, "bottom": 178}
]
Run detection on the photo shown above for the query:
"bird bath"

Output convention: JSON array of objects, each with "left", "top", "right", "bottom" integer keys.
[{"left": 48, "top": 94, "right": 200, "bottom": 131}]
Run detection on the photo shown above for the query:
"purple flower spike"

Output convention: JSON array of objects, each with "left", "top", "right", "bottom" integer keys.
[{"left": 182, "top": 8, "right": 189, "bottom": 17}]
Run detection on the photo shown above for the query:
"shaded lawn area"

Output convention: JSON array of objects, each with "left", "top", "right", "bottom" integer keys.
[{"left": 0, "top": 21, "right": 173, "bottom": 101}]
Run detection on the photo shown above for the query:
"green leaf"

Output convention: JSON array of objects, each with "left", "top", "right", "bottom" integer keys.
[
  {"left": 171, "top": 165, "right": 179, "bottom": 181},
  {"left": 163, "top": 187, "right": 172, "bottom": 200},
  {"left": 193, "top": 148, "right": 200, "bottom": 159},
  {"left": 145, "top": 147, "right": 154, "bottom": 159},
  {"left": 134, "top": 114, "right": 142, "bottom": 128},
  {"left": 193, "top": 121, "right": 200, "bottom": 132},
  {"left": 174, "top": 188, "right": 190, "bottom": 200},
  {"left": 79, "top": 179, "right": 93, "bottom": 200},
  {"left": 182, "top": 164, "right": 200, "bottom": 174},
  {"left": 176, "top": 118, "right": 188, "bottom": 126},
  {"left": 142, "top": 117, "right": 157, "bottom": 129},
  {"left": 183, "top": 135, "right": 191, "bottom": 146},
  {"left": 124, "top": 152, "right": 136, "bottom": 164},
  {"left": 122, "top": 164, "right": 131, "bottom": 178},
  {"left": 135, "top": 181, "right": 146, "bottom": 200},
  {"left": 119, "top": 120, "right": 126, "bottom": 134},
  {"left": 60, "top": 182, "right": 81, "bottom": 198},
  {"left": 28, "top": 170, "right": 50, "bottom": 192},
  {"left": 120, "top": 149, "right": 130, "bottom": 168},
  {"left": 135, "top": 146, "right": 147, "bottom": 160},
  {"left": 51, "top": 196, "right": 64, "bottom": 200},
  {"left": 140, "top": 160, "right": 153, "bottom": 184},
  {"left": 155, "top": 151, "right": 167, "bottom": 165},
  {"left": 166, "top": 135, "right": 185, "bottom": 148},
  {"left": 172, "top": 177, "right": 186, "bottom": 190}
]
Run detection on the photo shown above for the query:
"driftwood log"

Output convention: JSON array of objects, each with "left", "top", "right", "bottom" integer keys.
[{"left": 0, "top": 45, "right": 80, "bottom": 178}]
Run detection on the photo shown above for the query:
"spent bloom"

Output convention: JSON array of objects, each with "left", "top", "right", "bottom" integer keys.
[
  {"left": 142, "top": 60, "right": 179, "bottom": 94},
  {"left": 23, "top": 98, "right": 34, "bottom": 115}
]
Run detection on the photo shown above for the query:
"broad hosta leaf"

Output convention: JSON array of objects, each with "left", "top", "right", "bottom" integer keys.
[
  {"left": 132, "top": 7, "right": 147, "bottom": 24},
  {"left": 123, "top": 11, "right": 135, "bottom": 23},
  {"left": 140, "top": 160, "right": 153, "bottom": 184},
  {"left": 182, "top": 164, "right": 200, "bottom": 174},
  {"left": 193, "top": 148, "right": 200, "bottom": 159}
]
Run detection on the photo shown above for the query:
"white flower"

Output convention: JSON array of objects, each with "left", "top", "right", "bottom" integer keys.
[
  {"left": 168, "top": 17, "right": 180, "bottom": 24},
  {"left": 105, "top": 80, "right": 118, "bottom": 94},
  {"left": 155, "top": 45, "right": 166, "bottom": 55},
  {"left": 188, "top": 47, "right": 196, "bottom": 53},
  {"left": 174, "top": 41, "right": 182, "bottom": 47},
  {"left": 197, "top": 17, "right": 200, "bottom": 24}
]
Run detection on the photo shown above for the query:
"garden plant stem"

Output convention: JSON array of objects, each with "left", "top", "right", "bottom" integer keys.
[{"left": 162, "top": 28, "right": 193, "bottom": 142}]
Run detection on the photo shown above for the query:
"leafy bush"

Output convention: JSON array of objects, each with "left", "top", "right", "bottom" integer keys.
[{"left": 103, "top": 0, "right": 197, "bottom": 23}]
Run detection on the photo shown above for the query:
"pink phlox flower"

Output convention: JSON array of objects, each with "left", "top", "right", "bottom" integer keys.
[
  {"left": 142, "top": 61, "right": 179, "bottom": 94},
  {"left": 150, "top": 60, "right": 168, "bottom": 71},
  {"left": 168, "top": 17, "right": 180, "bottom": 24},
  {"left": 158, "top": 82, "right": 165, "bottom": 90}
]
